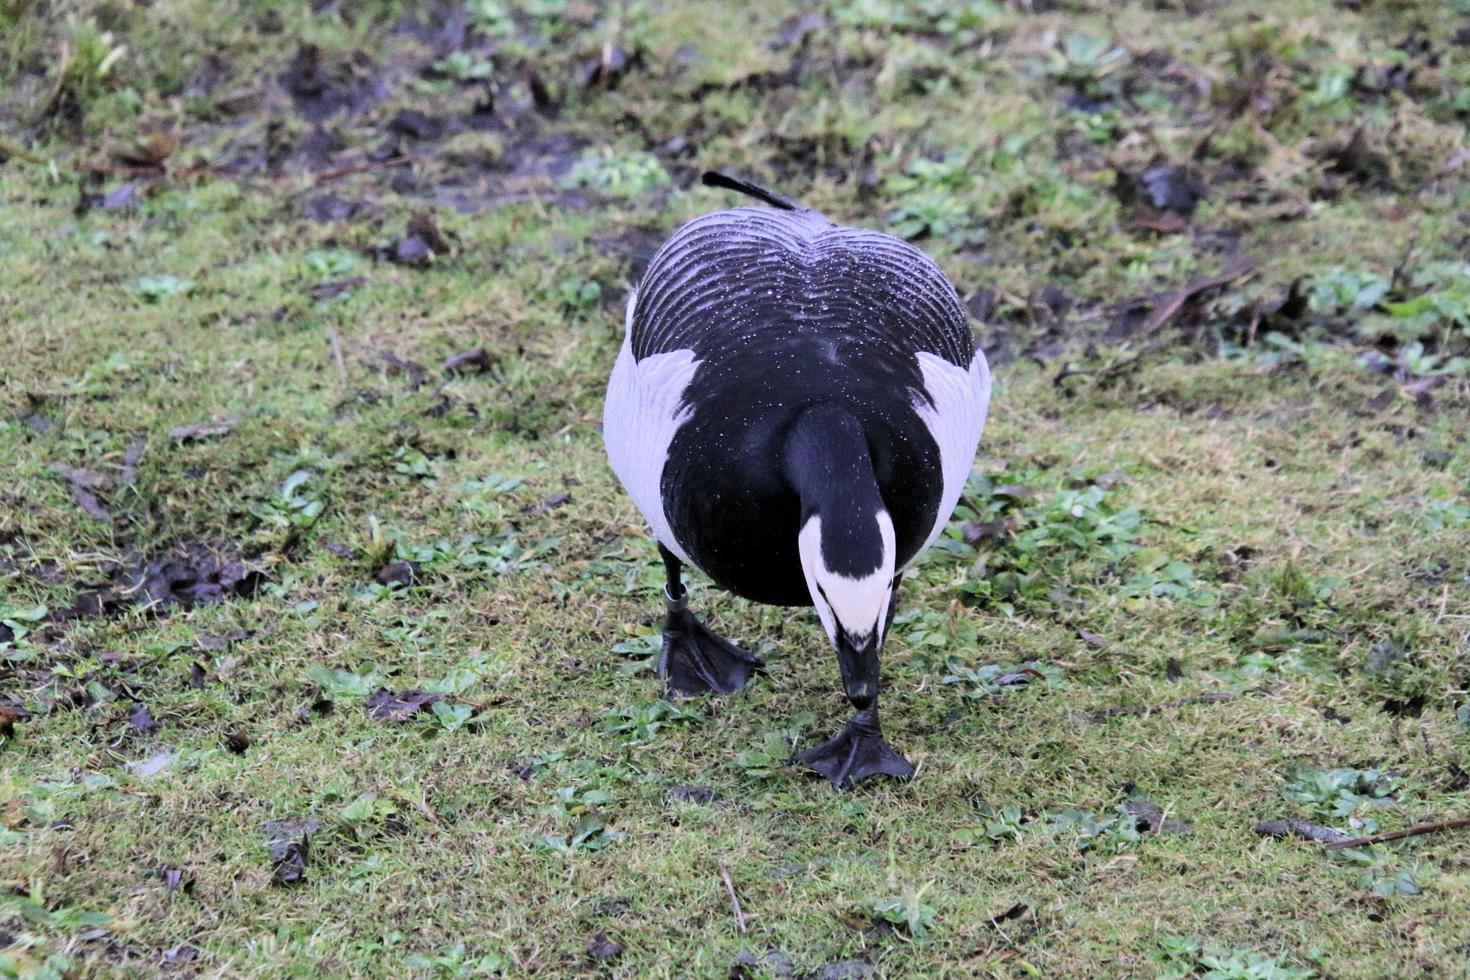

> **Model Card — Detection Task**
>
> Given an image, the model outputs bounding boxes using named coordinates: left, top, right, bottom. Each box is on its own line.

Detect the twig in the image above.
left=717, top=861, right=747, bottom=934
left=1388, top=222, right=1422, bottom=295
left=1324, top=817, right=1470, bottom=850
left=1055, top=257, right=1257, bottom=388
left=306, top=154, right=416, bottom=186
left=1136, top=256, right=1257, bottom=338
left=1093, top=692, right=1236, bottom=720
left=32, top=40, right=74, bottom=126
left=0, top=138, right=46, bottom=164
left=326, top=329, right=348, bottom=382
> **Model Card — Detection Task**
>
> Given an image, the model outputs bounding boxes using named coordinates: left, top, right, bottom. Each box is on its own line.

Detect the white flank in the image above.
left=797, top=511, right=896, bottom=647
left=909, top=350, right=992, bottom=566
left=603, top=291, right=700, bottom=563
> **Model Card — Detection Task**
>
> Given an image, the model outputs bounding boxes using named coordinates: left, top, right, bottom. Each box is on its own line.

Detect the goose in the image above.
left=603, top=171, right=991, bottom=789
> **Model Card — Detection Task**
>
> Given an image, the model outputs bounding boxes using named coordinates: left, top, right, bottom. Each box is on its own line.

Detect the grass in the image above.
left=3, top=0, right=1470, bottom=975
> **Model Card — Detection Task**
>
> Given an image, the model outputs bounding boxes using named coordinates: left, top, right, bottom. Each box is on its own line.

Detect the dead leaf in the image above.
left=120, top=438, right=146, bottom=486
left=993, top=667, right=1046, bottom=687
left=50, top=464, right=111, bottom=491
left=667, top=785, right=720, bottom=805
left=1133, top=211, right=1188, bottom=233
left=586, top=934, right=623, bottom=962
left=127, top=703, right=160, bottom=734
left=365, top=688, right=441, bottom=721
left=374, top=560, right=420, bottom=588
left=161, top=945, right=200, bottom=965
left=443, top=347, right=493, bottom=374
left=1123, top=798, right=1192, bottom=835
left=114, top=131, right=179, bottom=168
left=961, top=518, right=1015, bottom=545
left=310, top=276, right=365, bottom=301
left=162, top=866, right=195, bottom=895
left=264, top=818, right=320, bottom=886
left=70, top=486, right=112, bottom=521
left=1139, top=164, right=1201, bottom=214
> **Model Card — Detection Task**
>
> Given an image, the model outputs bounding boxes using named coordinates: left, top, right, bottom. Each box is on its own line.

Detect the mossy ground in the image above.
left=2, top=1, right=1469, bottom=976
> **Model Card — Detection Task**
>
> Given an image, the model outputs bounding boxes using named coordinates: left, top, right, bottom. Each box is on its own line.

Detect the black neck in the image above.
left=783, top=406, right=886, bottom=577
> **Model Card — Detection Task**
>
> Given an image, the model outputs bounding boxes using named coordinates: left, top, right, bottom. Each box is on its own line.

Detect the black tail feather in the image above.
left=700, top=170, right=806, bottom=211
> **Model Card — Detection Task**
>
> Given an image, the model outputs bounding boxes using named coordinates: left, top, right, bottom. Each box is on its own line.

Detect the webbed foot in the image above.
left=659, top=592, right=763, bottom=698
left=795, top=707, right=914, bottom=790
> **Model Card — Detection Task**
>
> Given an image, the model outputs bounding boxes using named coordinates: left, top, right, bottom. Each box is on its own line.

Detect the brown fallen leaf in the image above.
left=994, top=667, right=1047, bottom=687
left=443, top=347, right=493, bottom=375
left=374, top=561, right=420, bottom=589
left=127, top=703, right=160, bottom=734
left=264, top=818, right=320, bottom=887
left=962, top=517, right=1016, bottom=545
left=49, top=464, right=112, bottom=490
left=365, top=688, right=441, bottom=721
left=1123, top=798, right=1192, bottom=835
left=408, top=210, right=452, bottom=256
left=586, top=934, right=623, bottom=962
left=310, top=276, right=365, bottom=301
left=162, top=866, right=196, bottom=895
left=113, top=131, right=180, bottom=168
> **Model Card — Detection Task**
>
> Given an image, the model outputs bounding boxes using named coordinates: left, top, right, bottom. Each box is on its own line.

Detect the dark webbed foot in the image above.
left=796, top=707, right=914, bottom=790
left=659, top=592, right=763, bottom=698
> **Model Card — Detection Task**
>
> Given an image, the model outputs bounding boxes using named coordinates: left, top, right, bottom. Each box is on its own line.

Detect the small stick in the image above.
left=326, top=329, right=348, bottom=381
left=0, top=138, right=46, bottom=164
left=306, top=155, right=416, bottom=186
left=1324, top=817, right=1470, bottom=850
left=717, top=861, right=747, bottom=934
left=1136, top=256, right=1257, bottom=338
left=1094, top=692, right=1236, bottom=720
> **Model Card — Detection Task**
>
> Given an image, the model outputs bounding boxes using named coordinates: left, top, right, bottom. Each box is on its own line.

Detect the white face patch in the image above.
left=797, top=511, right=896, bottom=649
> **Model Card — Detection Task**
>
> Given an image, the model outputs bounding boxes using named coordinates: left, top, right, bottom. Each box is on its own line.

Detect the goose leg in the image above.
left=798, top=576, right=913, bottom=790
left=656, top=545, right=763, bottom=698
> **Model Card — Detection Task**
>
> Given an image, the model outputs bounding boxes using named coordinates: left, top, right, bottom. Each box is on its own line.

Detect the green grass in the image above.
left=3, top=0, right=1470, bottom=975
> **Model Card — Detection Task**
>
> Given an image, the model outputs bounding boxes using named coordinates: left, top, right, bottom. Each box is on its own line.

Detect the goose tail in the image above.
left=700, top=170, right=806, bottom=212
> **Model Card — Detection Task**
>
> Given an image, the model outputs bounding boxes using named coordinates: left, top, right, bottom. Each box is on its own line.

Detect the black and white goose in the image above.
left=604, top=172, right=991, bottom=788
